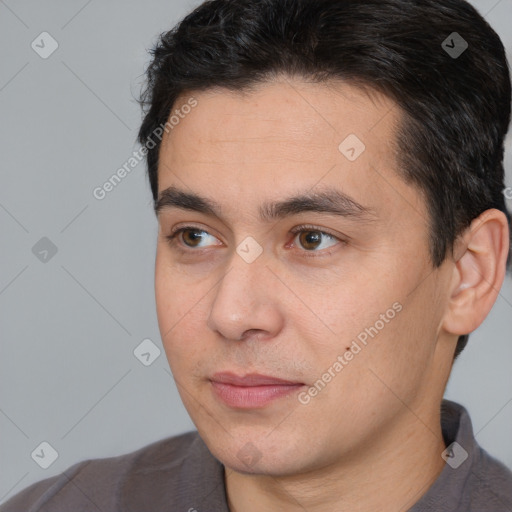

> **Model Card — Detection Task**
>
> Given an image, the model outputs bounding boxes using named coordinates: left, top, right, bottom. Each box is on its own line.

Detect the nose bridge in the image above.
left=206, top=248, right=283, bottom=341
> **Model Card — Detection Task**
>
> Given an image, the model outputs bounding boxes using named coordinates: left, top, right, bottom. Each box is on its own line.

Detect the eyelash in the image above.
left=165, top=224, right=345, bottom=259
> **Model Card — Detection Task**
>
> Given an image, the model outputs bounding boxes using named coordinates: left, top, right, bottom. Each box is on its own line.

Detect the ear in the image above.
left=442, top=209, right=510, bottom=336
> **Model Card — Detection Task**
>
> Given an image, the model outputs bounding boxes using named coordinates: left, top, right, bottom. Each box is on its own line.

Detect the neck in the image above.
left=225, top=406, right=447, bottom=512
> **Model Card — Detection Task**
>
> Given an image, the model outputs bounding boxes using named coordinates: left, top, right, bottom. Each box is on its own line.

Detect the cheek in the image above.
left=308, top=277, right=430, bottom=390
left=154, top=261, right=175, bottom=337
left=155, top=249, right=203, bottom=320
left=344, top=289, right=440, bottom=404
left=155, top=256, right=199, bottom=353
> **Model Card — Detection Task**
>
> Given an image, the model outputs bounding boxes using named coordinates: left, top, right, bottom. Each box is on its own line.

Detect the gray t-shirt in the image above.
left=1, top=400, right=511, bottom=511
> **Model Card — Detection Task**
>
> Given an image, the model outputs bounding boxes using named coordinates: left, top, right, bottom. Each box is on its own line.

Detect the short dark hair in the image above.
left=138, top=0, right=512, bottom=359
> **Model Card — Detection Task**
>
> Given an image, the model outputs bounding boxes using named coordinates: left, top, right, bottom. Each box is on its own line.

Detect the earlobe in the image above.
left=442, top=209, right=510, bottom=336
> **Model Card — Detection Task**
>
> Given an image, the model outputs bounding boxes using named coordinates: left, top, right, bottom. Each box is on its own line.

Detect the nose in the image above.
left=206, top=252, right=285, bottom=342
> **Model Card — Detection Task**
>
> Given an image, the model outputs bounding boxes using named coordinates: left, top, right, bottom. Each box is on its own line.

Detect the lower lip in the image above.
left=211, top=381, right=304, bottom=409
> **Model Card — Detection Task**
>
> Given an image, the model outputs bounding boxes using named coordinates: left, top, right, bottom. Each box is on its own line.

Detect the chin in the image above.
left=200, top=427, right=317, bottom=477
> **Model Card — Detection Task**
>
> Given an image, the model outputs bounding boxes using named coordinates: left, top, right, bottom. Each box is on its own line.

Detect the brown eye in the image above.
left=166, top=227, right=220, bottom=250
left=181, top=228, right=206, bottom=247
left=293, top=229, right=339, bottom=252
left=298, top=231, right=323, bottom=250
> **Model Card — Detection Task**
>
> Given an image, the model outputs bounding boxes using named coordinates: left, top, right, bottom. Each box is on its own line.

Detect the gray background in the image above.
left=0, top=0, right=511, bottom=504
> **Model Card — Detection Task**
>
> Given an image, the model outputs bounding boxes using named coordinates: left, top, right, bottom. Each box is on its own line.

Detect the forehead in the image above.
left=162, top=79, right=397, bottom=163
left=156, top=79, right=424, bottom=228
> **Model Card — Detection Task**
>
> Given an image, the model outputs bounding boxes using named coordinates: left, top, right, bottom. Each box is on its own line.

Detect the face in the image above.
left=154, top=78, right=454, bottom=476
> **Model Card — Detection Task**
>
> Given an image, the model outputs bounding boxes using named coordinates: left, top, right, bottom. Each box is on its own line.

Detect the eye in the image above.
left=166, top=226, right=221, bottom=249
left=165, top=224, right=344, bottom=257
left=289, top=225, right=342, bottom=255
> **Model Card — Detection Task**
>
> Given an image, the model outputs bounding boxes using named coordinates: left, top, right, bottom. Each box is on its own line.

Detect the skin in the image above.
left=153, top=77, right=509, bottom=511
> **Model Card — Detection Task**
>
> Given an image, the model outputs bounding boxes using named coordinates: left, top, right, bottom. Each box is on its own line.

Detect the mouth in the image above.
left=210, top=372, right=306, bottom=409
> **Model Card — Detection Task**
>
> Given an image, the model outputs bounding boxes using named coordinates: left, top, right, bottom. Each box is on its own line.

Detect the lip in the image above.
left=210, top=372, right=305, bottom=409
left=211, top=372, right=303, bottom=386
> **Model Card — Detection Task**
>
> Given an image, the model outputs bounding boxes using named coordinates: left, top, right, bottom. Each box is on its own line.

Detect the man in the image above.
left=2, top=0, right=511, bottom=510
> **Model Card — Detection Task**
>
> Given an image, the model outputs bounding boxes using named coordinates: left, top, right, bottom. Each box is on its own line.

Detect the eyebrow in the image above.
left=154, top=185, right=378, bottom=223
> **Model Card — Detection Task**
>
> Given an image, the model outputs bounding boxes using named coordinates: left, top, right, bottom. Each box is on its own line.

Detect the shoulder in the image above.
left=0, top=431, right=211, bottom=512
left=412, top=400, right=512, bottom=512
left=445, top=401, right=512, bottom=509
left=462, top=445, right=512, bottom=510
